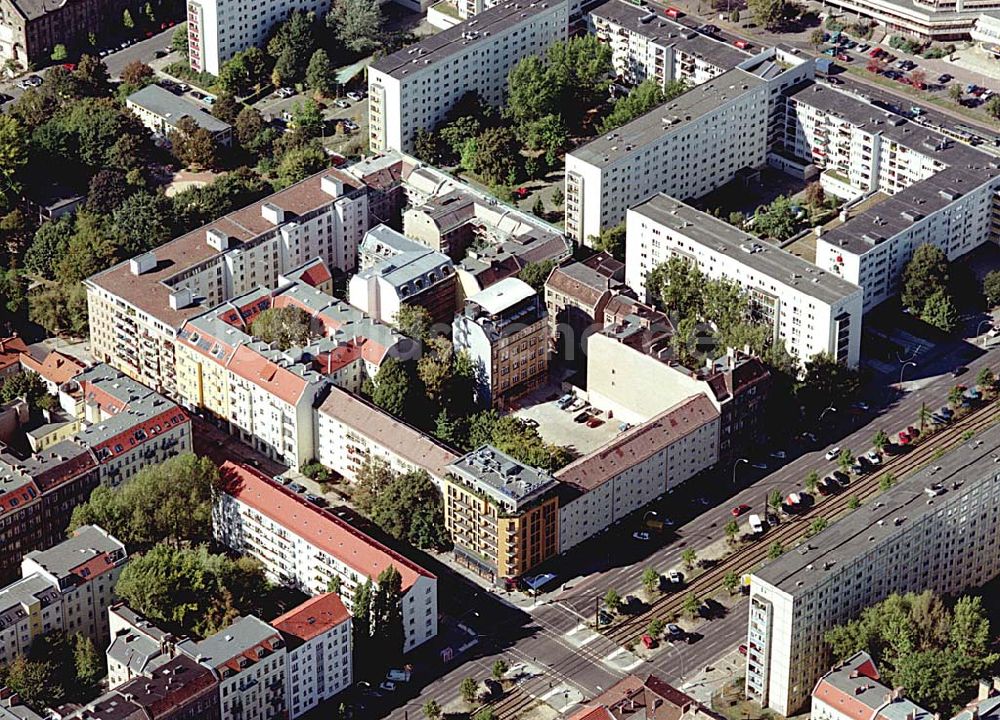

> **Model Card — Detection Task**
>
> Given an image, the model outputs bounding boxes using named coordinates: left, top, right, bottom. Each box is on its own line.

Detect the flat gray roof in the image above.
left=23, top=525, right=125, bottom=579
left=786, top=82, right=1000, bottom=256
left=447, top=445, right=556, bottom=508
left=589, top=0, right=750, bottom=69
left=127, top=85, right=231, bottom=134
left=569, top=68, right=766, bottom=168
left=754, top=418, right=1000, bottom=595
left=370, top=0, right=564, bottom=80
left=630, top=194, right=862, bottom=305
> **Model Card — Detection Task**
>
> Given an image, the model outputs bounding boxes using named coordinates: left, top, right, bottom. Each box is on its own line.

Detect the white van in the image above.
left=748, top=514, right=764, bottom=534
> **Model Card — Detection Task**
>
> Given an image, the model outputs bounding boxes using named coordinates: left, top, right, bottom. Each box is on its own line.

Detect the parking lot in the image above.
left=513, top=391, right=624, bottom=456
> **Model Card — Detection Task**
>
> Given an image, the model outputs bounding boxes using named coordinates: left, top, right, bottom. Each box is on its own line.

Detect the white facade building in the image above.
left=588, top=0, right=751, bottom=89
left=367, top=0, right=567, bottom=154
left=271, top=593, right=353, bottom=719
left=314, top=385, right=458, bottom=486
left=556, top=395, right=719, bottom=552
left=85, top=170, right=368, bottom=400
left=214, top=461, right=439, bottom=653
left=0, top=526, right=127, bottom=667
left=624, top=194, right=864, bottom=367
left=782, top=83, right=1000, bottom=313
left=746, top=421, right=1000, bottom=716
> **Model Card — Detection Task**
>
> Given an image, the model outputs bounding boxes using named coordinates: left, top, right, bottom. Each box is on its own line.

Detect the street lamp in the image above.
left=818, top=405, right=837, bottom=424
left=900, top=360, right=917, bottom=386
left=978, top=320, right=993, bottom=346
left=733, top=458, right=749, bottom=485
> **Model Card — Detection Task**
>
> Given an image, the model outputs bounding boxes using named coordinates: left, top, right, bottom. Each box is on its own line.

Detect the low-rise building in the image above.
left=271, top=593, right=352, bottom=718
left=0, top=526, right=127, bottom=665
left=126, top=85, right=233, bottom=146
left=348, top=226, right=457, bottom=327
left=214, top=461, right=438, bottom=653
left=367, top=0, right=568, bottom=154
left=746, top=421, right=1000, bottom=716
left=314, top=385, right=458, bottom=486
left=556, top=395, right=719, bottom=552
left=811, top=652, right=931, bottom=720
left=19, top=350, right=86, bottom=394
left=624, top=194, right=864, bottom=367
left=589, top=0, right=751, bottom=89
left=444, top=446, right=559, bottom=582
left=0, top=337, right=28, bottom=380
left=567, top=673, right=723, bottom=720
left=453, top=278, right=549, bottom=408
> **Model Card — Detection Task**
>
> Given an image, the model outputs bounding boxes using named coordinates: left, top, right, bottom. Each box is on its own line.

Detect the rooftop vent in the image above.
left=206, top=228, right=229, bottom=251
left=261, top=202, right=285, bottom=225
left=129, top=252, right=156, bottom=276
left=168, top=288, right=194, bottom=311
left=322, top=175, right=344, bottom=198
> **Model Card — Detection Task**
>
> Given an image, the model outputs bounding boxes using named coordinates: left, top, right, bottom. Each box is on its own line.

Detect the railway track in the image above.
left=483, top=686, right=538, bottom=720
left=601, top=401, right=1000, bottom=648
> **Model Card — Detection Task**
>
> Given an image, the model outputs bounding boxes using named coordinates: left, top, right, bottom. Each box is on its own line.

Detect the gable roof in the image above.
left=218, top=462, right=434, bottom=590
left=19, top=350, right=86, bottom=386
left=271, top=593, right=350, bottom=648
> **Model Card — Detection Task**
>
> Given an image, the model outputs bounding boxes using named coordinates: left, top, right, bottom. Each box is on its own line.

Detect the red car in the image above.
left=836, top=53, right=852, bottom=62
left=731, top=504, right=751, bottom=517
left=513, top=187, right=529, bottom=200
left=898, top=431, right=911, bottom=444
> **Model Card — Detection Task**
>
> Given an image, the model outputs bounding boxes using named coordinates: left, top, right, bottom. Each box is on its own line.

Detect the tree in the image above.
left=491, top=659, right=508, bottom=681
left=838, top=448, right=854, bottom=473
left=2, top=656, right=63, bottom=709
left=604, top=589, right=622, bottom=613
left=116, top=544, right=268, bottom=636
left=848, top=495, right=861, bottom=509
left=172, top=24, right=189, bottom=56
left=641, top=567, right=660, bottom=595
left=648, top=618, right=666, bottom=637
left=73, top=633, right=104, bottom=691
left=977, top=367, right=996, bottom=393
left=121, top=60, right=154, bottom=88
left=590, top=223, right=626, bottom=261
left=473, top=710, right=498, bottom=720
left=460, top=677, right=479, bottom=705
left=809, top=28, right=826, bottom=48
left=235, top=105, right=267, bottom=148
left=352, top=578, right=373, bottom=645
left=327, top=0, right=384, bottom=53
left=920, top=289, right=957, bottom=332
left=268, top=11, right=316, bottom=85
left=902, top=243, right=949, bottom=314
left=873, top=429, right=889, bottom=454
left=681, top=548, right=697, bottom=571
left=251, top=306, right=311, bottom=349
left=645, top=255, right=703, bottom=318
left=212, top=93, right=241, bottom=124
left=122, top=7, right=135, bottom=28
left=723, top=570, right=740, bottom=595
left=219, top=47, right=269, bottom=96
left=0, top=371, right=51, bottom=408
left=949, top=384, right=966, bottom=409
left=423, top=700, right=442, bottom=720
left=75, top=54, right=110, bottom=96
left=111, top=191, right=173, bottom=256
left=276, top=143, right=327, bottom=187
left=918, top=403, right=933, bottom=433
left=305, top=48, right=336, bottom=96
left=804, top=470, right=819, bottom=492
left=462, top=126, right=522, bottom=186
left=0, top=116, right=27, bottom=211
left=171, top=117, right=217, bottom=170
left=353, top=461, right=450, bottom=550
left=68, top=453, right=219, bottom=548
left=748, top=0, right=787, bottom=30
left=371, top=565, right=404, bottom=663
left=51, top=43, right=68, bottom=61
left=367, top=358, right=416, bottom=417
left=724, top=519, right=739, bottom=545
left=552, top=187, right=564, bottom=208
left=804, top=181, right=825, bottom=210
left=752, top=195, right=798, bottom=240
left=291, top=98, right=324, bottom=140
left=598, top=79, right=686, bottom=133
left=768, top=541, right=784, bottom=559
left=393, top=304, right=433, bottom=342
left=807, top=517, right=829, bottom=537
left=984, top=271, right=1000, bottom=307
left=682, top=592, right=700, bottom=618
left=413, top=129, right=440, bottom=164
left=880, top=473, right=896, bottom=491
left=768, top=488, right=783, bottom=512
left=799, top=352, right=861, bottom=416
left=948, top=83, right=964, bottom=102
left=518, top=259, right=555, bottom=293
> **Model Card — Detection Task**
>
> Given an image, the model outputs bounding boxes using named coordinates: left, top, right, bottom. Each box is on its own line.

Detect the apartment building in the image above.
left=126, top=85, right=233, bottom=146
left=214, top=462, right=438, bottom=653
left=746, top=421, right=1000, bottom=716
left=367, top=0, right=568, bottom=154
left=568, top=673, right=723, bottom=720
left=444, top=446, right=559, bottom=582
left=271, top=593, right=352, bottom=718
left=0, top=441, right=100, bottom=582
left=0, top=526, right=127, bottom=665
left=811, top=652, right=932, bottom=720
left=453, top=277, right=549, bottom=408
left=0, top=689, right=43, bottom=720
left=314, top=385, right=458, bottom=486
left=347, top=226, right=457, bottom=327
left=544, top=252, right=629, bottom=363
left=556, top=395, right=719, bottom=552
left=85, top=170, right=368, bottom=400
left=809, top=0, right=989, bottom=39
left=69, top=365, right=192, bottom=486
left=107, top=604, right=179, bottom=688
left=0, top=0, right=130, bottom=70
left=0, top=336, right=28, bottom=379
left=564, top=54, right=815, bottom=244
left=624, top=194, right=864, bottom=367
left=179, top=616, right=287, bottom=720
left=19, top=349, right=86, bottom=394
left=588, top=0, right=751, bottom=89
left=782, top=82, right=1000, bottom=313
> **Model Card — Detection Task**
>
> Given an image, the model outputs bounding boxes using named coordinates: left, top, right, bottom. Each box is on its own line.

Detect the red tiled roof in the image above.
left=69, top=552, right=119, bottom=582
left=219, top=462, right=434, bottom=589
left=32, top=448, right=98, bottom=493
left=0, top=336, right=29, bottom=373
left=226, top=345, right=309, bottom=406
left=272, top=593, right=350, bottom=644
left=0, top=479, right=41, bottom=517
left=91, top=408, right=190, bottom=463
left=20, top=351, right=86, bottom=386
left=298, top=263, right=332, bottom=289
left=313, top=344, right=362, bottom=374
left=566, top=707, right=614, bottom=720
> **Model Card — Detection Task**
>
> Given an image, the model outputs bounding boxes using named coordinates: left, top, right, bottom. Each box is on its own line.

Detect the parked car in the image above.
left=386, top=668, right=411, bottom=683
left=632, top=531, right=651, bottom=541
left=817, top=479, right=834, bottom=496
left=272, top=474, right=290, bottom=485
left=334, top=99, right=351, bottom=108
left=379, top=681, right=396, bottom=692
left=598, top=610, right=613, bottom=625
left=641, top=634, right=657, bottom=649
left=953, top=366, right=969, bottom=377
left=748, top=514, right=764, bottom=533
left=825, top=447, right=841, bottom=461
left=852, top=401, right=870, bottom=411
left=346, top=91, right=365, bottom=101
left=666, top=623, right=685, bottom=640
left=770, top=450, right=787, bottom=459
left=866, top=450, right=882, bottom=465
left=731, top=503, right=751, bottom=517
left=288, top=482, right=306, bottom=493
left=667, top=570, right=684, bottom=585
left=938, top=73, right=952, bottom=83
left=739, top=644, right=748, bottom=656
left=832, top=471, right=850, bottom=488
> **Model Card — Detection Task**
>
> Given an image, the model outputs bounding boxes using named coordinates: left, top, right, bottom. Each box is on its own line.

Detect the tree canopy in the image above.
left=327, top=0, right=384, bottom=54
left=599, top=80, right=686, bottom=133
left=250, top=305, right=311, bottom=349
left=353, top=460, right=451, bottom=550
